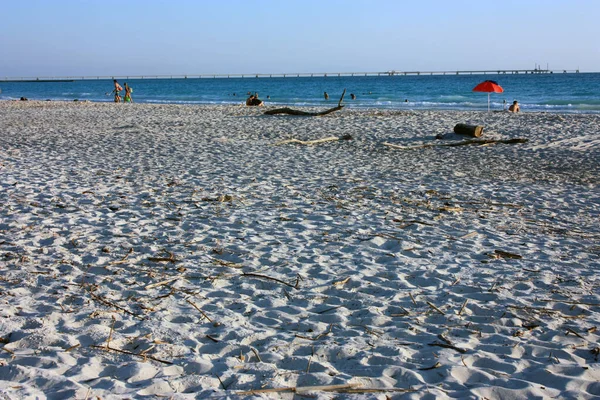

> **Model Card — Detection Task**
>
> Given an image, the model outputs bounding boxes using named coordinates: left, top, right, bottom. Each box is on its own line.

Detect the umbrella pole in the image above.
left=488, top=93, right=490, bottom=112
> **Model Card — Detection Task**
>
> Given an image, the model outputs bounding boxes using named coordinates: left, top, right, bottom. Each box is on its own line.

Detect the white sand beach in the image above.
left=1, top=101, right=599, bottom=399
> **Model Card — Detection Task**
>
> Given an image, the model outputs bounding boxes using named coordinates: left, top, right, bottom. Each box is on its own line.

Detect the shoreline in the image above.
left=3, top=98, right=600, bottom=116
left=1, top=101, right=599, bottom=398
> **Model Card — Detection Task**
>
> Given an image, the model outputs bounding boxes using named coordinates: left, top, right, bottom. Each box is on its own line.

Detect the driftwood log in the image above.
left=384, top=138, right=528, bottom=150
left=265, top=89, right=346, bottom=116
left=453, top=123, right=484, bottom=137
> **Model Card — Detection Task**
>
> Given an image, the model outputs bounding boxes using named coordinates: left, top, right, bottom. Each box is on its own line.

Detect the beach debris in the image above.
left=237, top=383, right=362, bottom=396
left=332, top=276, right=351, bottom=287
left=85, top=286, right=143, bottom=318
left=458, top=299, right=469, bottom=316
left=240, top=272, right=297, bottom=288
left=275, top=136, right=341, bottom=146
left=145, top=275, right=183, bottom=290
left=185, top=298, right=212, bottom=322
left=427, top=301, right=446, bottom=315
left=453, top=123, right=484, bottom=137
left=250, top=347, right=262, bottom=362
left=147, top=250, right=181, bottom=263
left=91, top=343, right=172, bottom=365
left=90, top=322, right=172, bottom=364
left=384, top=138, right=528, bottom=150
left=201, top=194, right=234, bottom=202
left=419, top=361, right=442, bottom=371
left=428, top=334, right=467, bottom=354
left=490, top=249, right=523, bottom=259
left=265, top=89, right=346, bottom=116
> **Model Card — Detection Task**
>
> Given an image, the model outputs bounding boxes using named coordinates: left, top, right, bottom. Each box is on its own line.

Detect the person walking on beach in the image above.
left=508, top=100, right=520, bottom=113
left=123, top=82, right=133, bottom=103
left=111, top=79, right=123, bottom=103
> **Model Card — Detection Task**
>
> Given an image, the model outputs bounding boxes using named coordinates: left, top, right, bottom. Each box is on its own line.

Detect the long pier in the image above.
left=1, top=69, right=581, bottom=82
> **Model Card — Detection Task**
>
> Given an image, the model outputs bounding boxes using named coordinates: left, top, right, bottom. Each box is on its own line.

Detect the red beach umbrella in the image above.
left=472, top=80, right=504, bottom=111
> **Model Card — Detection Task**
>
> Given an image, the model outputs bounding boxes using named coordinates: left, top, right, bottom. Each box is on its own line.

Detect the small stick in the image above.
left=250, top=347, right=262, bottom=362
left=90, top=345, right=172, bottom=365
left=316, top=305, right=344, bottom=314
left=145, top=276, right=182, bottom=290
left=332, top=277, right=350, bottom=286
left=419, top=362, right=442, bottom=371
left=337, top=88, right=346, bottom=107
left=87, top=289, right=142, bottom=318
left=206, top=335, right=220, bottom=343
left=427, top=301, right=445, bottom=315
left=106, top=317, right=116, bottom=349
left=566, top=327, right=585, bottom=339
left=428, top=342, right=467, bottom=354
left=409, top=292, right=417, bottom=306
left=237, top=383, right=361, bottom=395
left=306, top=356, right=312, bottom=373
left=241, top=272, right=296, bottom=288
left=65, top=343, right=81, bottom=352
left=274, top=137, right=340, bottom=146
left=458, top=299, right=468, bottom=316
left=216, top=374, right=227, bottom=390
left=186, top=298, right=213, bottom=323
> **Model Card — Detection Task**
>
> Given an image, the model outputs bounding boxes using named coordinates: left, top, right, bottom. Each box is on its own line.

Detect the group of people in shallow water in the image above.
left=110, top=79, right=133, bottom=103
left=245, top=92, right=264, bottom=106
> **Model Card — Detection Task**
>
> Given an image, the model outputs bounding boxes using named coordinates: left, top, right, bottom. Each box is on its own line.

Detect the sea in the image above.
left=1, top=72, right=599, bottom=113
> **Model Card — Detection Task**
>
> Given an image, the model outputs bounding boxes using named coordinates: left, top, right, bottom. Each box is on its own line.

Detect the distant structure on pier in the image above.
left=1, top=68, right=582, bottom=82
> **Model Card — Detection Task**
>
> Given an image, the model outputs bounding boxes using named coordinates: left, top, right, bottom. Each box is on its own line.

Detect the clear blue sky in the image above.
left=1, top=0, right=598, bottom=77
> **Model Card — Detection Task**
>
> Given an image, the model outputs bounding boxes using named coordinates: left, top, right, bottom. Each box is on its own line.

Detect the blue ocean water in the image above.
left=1, top=72, right=599, bottom=113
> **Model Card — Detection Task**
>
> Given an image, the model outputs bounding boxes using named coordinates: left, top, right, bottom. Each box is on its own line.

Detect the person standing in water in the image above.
left=123, top=82, right=133, bottom=103
left=111, top=79, right=123, bottom=102
left=324, top=91, right=329, bottom=100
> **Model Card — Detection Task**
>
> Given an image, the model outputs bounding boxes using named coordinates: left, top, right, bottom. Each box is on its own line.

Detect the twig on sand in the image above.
left=383, top=138, right=528, bottom=150
left=458, top=299, right=469, bottom=316
left=427, top=301, right=445, bottom=315
left=274, top=136, right=340, bottom=146
left=205, top=335, right=220, bottom=343
left=147, top=251, right=181, bottom=263
left=419, top=362, right=442, bottom=371
left=86, top=287, right=143, bottom=318
left=250, top=347, right=262, bottom=362
left=491, top=250, right=523, bottom=259
left=237, top=383, right=361, bottom=395
left=409, top=292, right=417, bottom=306
left=91, top=344, right=172, bottom=365
left=429, top=334, right=467, bottom=353
left=332, top=277, right=351, bottom=287
left=565, top=327, right=585, bottom=339
left=241, top=272, right=296, bottom=288
left=145, top=275, right=183, bottom=290
left=110, top=248, right=134, bottom=265
left=216, top=374, right=227, bottom=390
left=106, top=317, right=116, bottom=349
left=64, top=343, right=81, bottom=352
left=185, top=298, right=213, bottom=323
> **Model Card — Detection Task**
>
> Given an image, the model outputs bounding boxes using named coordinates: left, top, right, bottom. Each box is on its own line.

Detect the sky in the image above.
left=1, top=0, right=599, bottom=77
